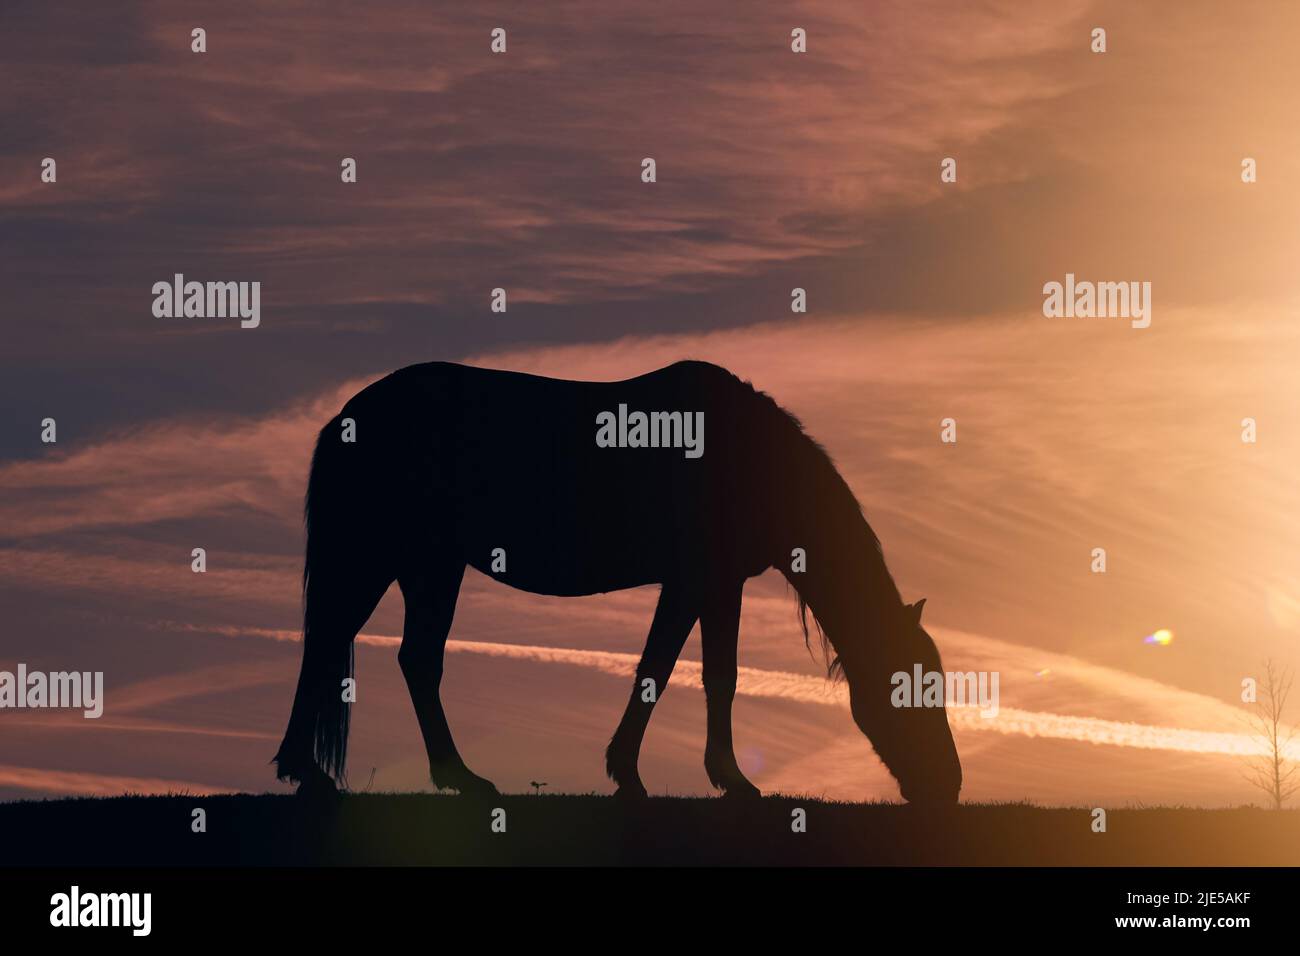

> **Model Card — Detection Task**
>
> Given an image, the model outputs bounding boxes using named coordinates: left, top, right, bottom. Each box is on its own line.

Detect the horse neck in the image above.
left=780, top=491, right=905, bottom=650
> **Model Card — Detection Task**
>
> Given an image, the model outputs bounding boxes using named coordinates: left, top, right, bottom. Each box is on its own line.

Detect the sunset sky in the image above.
left=1, top=0, right=1298, bottom=806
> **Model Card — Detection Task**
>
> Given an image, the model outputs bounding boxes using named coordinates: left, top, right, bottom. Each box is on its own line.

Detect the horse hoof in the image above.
left=457, top=777, right=500, bottom=800
left=295, top=773, right=341, bottom=805
left=720, top=779, right=761, bottom=801
left=614, top=782, right=648, bottom=801
left=432, top=764, right=499, bottom=798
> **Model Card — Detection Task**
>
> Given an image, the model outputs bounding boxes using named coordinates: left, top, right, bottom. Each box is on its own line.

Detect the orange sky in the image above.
left=1, top=0, right=1298, bottom=805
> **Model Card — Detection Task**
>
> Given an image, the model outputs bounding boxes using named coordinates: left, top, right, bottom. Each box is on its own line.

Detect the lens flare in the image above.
left=1143, top=628, right=1174, bottom=646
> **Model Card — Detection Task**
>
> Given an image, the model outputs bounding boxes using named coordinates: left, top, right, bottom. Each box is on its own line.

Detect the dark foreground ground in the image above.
left=0, top=793, right=1295, bottom=866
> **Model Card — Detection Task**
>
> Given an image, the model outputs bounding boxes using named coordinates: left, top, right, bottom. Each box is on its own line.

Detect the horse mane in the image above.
left=686, top=361, right=893, bottom=681
left=774, top=406, right=871, bottom=682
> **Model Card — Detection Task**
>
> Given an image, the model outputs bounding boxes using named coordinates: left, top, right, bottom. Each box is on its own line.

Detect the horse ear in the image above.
left=910, top=598, right=927, bottom=624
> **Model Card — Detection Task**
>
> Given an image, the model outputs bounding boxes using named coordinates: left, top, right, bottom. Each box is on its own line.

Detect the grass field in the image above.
left=2, top=794, right=1296, bottom=866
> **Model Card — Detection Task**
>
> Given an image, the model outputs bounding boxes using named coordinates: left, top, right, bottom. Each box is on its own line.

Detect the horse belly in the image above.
left=457, top=445, right=696, bottom=596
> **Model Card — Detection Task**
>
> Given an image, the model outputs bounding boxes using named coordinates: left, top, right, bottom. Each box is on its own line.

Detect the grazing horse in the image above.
left=273, top=361, right=962, bottom=804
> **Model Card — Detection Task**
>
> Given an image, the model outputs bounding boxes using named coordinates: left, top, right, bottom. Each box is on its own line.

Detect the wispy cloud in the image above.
left=0, top=764, right=222, bottom=798
left=179, top=622, right=1299, bottom=761
left=1, top=0, right=1086, bottom=309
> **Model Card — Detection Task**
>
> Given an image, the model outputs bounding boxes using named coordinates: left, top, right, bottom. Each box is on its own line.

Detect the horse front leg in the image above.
left=606, top=582, right=699, bottom=799
left=701, top=578, right=759, bottom=799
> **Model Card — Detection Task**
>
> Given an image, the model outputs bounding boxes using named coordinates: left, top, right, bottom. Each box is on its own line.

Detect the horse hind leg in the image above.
left=397, top=562, right=498, bottom=798
left=274, top=554, right=393, bottom=795
left=606, top=582, right=699, bottom=798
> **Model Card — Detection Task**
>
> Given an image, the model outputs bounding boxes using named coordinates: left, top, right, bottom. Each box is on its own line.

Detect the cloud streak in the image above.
left=0, top=764, right=222, bottom=798
left=189, top=622, right=1300, bottom=762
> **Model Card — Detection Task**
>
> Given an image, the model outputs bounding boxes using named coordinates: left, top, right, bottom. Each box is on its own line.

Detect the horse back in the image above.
left=356, top=361, right=778, bottom=594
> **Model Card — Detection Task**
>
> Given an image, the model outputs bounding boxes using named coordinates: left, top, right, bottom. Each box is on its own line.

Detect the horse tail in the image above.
left=274, top=408, right=395, bottom=788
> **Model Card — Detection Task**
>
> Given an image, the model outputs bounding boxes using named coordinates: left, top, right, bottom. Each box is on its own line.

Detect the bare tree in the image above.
left=1242, top=660, right=1298, bottom=809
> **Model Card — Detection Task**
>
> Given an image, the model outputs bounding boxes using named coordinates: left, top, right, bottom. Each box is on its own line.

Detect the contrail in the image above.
left=198, top=624, right=1296, bottom=760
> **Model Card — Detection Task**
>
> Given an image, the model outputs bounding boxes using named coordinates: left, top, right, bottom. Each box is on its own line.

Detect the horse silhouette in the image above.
left=273, top=361, right=961, bottom=804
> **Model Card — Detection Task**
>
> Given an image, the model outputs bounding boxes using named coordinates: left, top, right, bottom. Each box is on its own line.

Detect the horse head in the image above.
left=835, top=599, right=962, bottom=805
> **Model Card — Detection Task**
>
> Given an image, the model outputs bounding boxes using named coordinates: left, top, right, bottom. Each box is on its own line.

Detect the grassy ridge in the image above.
left=1, top=794, right=1295, bottom=866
